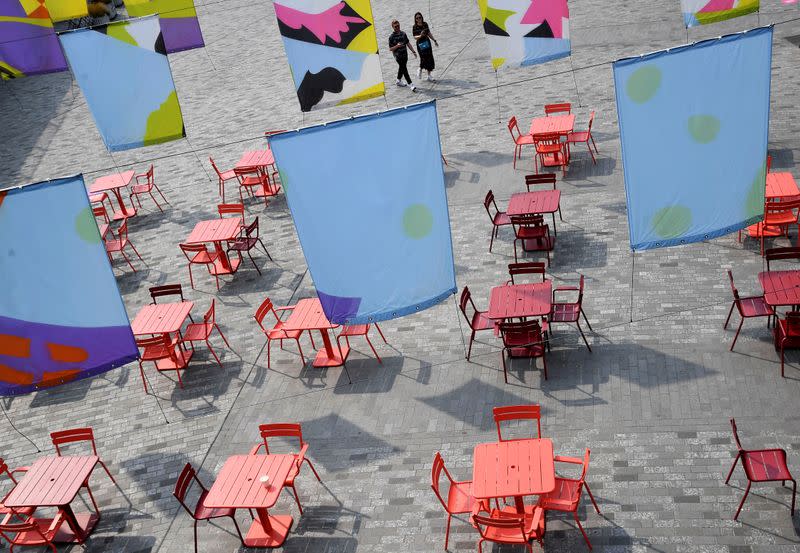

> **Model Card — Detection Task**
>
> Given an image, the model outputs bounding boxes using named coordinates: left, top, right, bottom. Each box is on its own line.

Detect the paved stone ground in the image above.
left=2, top=1, right=800, bottom=551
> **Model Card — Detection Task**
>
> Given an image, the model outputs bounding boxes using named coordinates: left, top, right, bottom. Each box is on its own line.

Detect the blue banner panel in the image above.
left=270, top=101, right=457, bottom=324
left=0, top=176, right=138, bottom=395
left=613, top=27, right=772, bottom=251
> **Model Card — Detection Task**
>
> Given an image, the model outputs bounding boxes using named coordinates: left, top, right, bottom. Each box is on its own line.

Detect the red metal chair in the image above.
left=150, top=283, right=194, bottom=322
left=249, top=423, right=321, bottom=514
left=227, top=217, right=272, bottom=275
left=217, top=203, right=246, bottom=229
left=135, top=334, right=192, bottom=392
left=724, top=270, right=773, bottom=351
left=0, top=459, right=33, bottom=520
left=431, top=452, right=482, bottom=550
left=484, top=190, right=512, bottom=253
left=493, top=404, right=542, bottom=441
left=498, top=320, right=547, bottom=383
left=544, top=102, right=571, bottom=116
left=550, top=275, right=593, bottom=352
left=765, top=246, right=800, bottom=271
left=459, top=286, right=493, bottom=361
left=507, top=262, right=546, bottom=285
left=774, top=311, right=800, bottom=377
left=173, top=463, right=244, bottom=553
left=337, top=323, right=386, bottom=363
left=472, top=506, right=545, bottom=553
left=183, top=299, right=232, bottom=366
left=510, top=214, right=552, bottom=266
left=508, top=116, right=535, bottom=169
left=130, top=164, right=169, bottom=212
left=92, top=204, right=110, bottom=224
left=533, top=132, right=569, bottom=176
left=0, top=513, right=65, bottom=552
left=234, top=166, right=276, bottom=207
left=744, top=198, right=800, bottom=255
left=525, top=172, right=557, bottom=191
left=104, top=219, right=143, bottom=272
left=254, top=298, right=314, bottom=368
left=179, top=243, right=221, bottom=291
left=209, top=157, right=237, bottom=202
left=725, top=418, right=796, bottom=520
left=50, top=427, right=116, bottom=513
left=566, top=111, right=598, bottom=164
left=537, top=449, right=600, bottom=549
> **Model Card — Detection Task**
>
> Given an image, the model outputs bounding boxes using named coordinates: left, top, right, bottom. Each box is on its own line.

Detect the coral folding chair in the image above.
left=50, top=427, right=116, bottom=512
left=537, top=449, right=601, bottom=549
left=472, top=506, right=546, bottom=553
left=0, top=459, right=33, bottom=520
left=765, top=246, right=800, bottom=271
left=566, top=111, right=598, bottom=164
left=104, top=219, right=144, bottom=272
left=498, top=320, right=547, bottom=383
left=508, top=116, right=535, bottom=169
left=234, top=166, right=278, bottom=207
left=209, top=157, right=237, bottom=202
left=249, top=423, right=321, bottom=514
left=544, top=102, right=571, bottom=116
left=0, top=513, right=65, bottom=552
left=493, top=404, right=542, bottom=441
left=227, top=217, right=272, bottom=275
left=550, top=275, right=593, bottom=352
left=173, top=463, right=244, bottom=553
left=182, top=299, right=233, bottom=366
left=135, top=334, right=192, bottom=392
left=217, top=203, right=246, bottom=229
left=507, top=262, right=547, bottom=285
left=254, top=298, right=313, bottom=368
left=725, top=418, right=796, bottom=520
left=92, top=204, right=110, bottom=224
left=774, top=311, right=800, bottom=377
left=484, top=190, right=512, bottom=253
left=533, top=133, right=569, bottom=176
left=459, top=286, right=493, bottom=361
left=131, top=164, right=169, bottom=212
left=723, top=270, right=773, bottom=351
left=337, top=323, right=386, bottom=365
left=510, top=214, right=552, bottom=266
left=744, top=198, right=800, bottom=255
left=179, top=243, right=221, bottom=291
left=431, top=452, right=482, bottom=550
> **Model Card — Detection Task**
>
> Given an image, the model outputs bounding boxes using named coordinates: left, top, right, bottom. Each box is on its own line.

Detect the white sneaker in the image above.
left=427, top=73, right=435, bottom=82
left=396, top=79, right=407, bottom=87
left=410, top=85, right=418, bottom=92
left=417, top=67, right=422, bottom=79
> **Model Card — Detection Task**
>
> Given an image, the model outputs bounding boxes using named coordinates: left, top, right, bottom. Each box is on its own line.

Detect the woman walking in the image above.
left=412, top=12, right=438, bottom=81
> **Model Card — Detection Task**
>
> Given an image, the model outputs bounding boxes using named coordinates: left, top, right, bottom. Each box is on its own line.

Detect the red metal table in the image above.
left=205, top=454, right=296, bottom=547
left=766, top=172, right=800, bottom=200
left=759, top=270, right=800, bottom=307
left=487, top=282, right=553, bottom=321
left=236, top=150, right=275, bottom=170
left=507, top=189, right=561, bottom=244
left=282, top=298, right=348, bottom=367
left=185, top=218, right=243, bottom=274
left=89, top=170, right=136, bottom=221
left=131, top=301, right=195, bottom=369
left=473, top=439, right=556, bottom=513
left=3, top=455, right=100, bottom=543
left=530, top=114, right=575, bottom=137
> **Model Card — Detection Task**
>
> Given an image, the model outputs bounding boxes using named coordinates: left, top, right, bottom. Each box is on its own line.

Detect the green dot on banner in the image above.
left=651, top=205, right=692, bottom=239
left=75, top=206, right=101, bottom=244
left=403, top=204, right=433, bottom=239
left=744, top=163, right=767, bottom=218
left=626, top=65, right=662, bottom=104
left=687, top=115, right=721, bottom=144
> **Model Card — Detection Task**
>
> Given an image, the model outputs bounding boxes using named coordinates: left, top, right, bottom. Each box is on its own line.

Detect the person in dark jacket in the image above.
left=388, top=19, right=418, bottom=92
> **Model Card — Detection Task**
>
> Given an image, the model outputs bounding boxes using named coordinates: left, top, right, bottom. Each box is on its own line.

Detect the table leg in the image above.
left=213, top=240, right=232, bottom=272
left=513, top=495, right=526, bottom=514
left=312, top=329, right=349, bottom=367
left=111, top=187, right=134, bottom=219
left=53, top=504, right=98, bottom=544
left=551, top=212, right=557, bottom=237
left=243, top=507, right=293, bottom=547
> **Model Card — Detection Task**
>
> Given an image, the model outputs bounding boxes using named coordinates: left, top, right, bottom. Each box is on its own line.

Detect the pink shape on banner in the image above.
left=520, top=0, right=569, bottom=38
left=274, top=1, right=365, bottom=45
left=699, top=0, right=735, bottom=12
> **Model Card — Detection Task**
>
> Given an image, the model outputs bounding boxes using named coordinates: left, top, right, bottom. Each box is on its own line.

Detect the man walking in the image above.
left=388, top=19, right=418, bottom=92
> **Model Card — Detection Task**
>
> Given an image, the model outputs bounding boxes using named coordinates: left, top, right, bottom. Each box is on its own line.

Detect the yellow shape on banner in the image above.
left=43, top=0, right=88, bottom=22
left=338, top=82, right=385, bottom=105
left=346, top=0, right=378, bottom=53
left=144, top=91, right=185, bottom=146
left=125, top=0, right=197, bottom=20
left=107, top=22, right=137, bottom=46
left=695, top=0, right=758, bottom=25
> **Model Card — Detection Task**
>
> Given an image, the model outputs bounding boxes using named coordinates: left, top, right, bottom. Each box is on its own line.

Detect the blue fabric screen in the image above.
left=270, top=101, right=456, bottom=324
left=613, top=27, right=772, bottom=251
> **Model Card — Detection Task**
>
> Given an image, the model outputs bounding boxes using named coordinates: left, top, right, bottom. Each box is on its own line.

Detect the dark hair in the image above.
left=414, top=12, right=424, bottom=22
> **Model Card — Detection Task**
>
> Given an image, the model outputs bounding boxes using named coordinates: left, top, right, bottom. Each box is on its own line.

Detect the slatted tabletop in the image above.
left=282, top=298, right=337, bottom=331
left=766, top=172, right=800, bottom=200
left=89, top=170, right=135, bottom=193
left=3, top=455, right=98, bottom=508
left=131, top=302, right=194, bottom=335
left=236, top=150, right=275, bottom=169
left=529, top=114, right=574, bottom=136
left=759, top=270, right=800, bottom=307
left=507, top=190, right=561, bottom=216
left=204, top=454, right=296, bottom=509
left=186, top=218, right=243, bottom=244
left=487, top=282, right=552, bottom=320
left=472, top=439, right=555, bottom=499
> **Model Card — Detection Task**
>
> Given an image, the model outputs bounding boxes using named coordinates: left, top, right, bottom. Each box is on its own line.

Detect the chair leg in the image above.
left=305, top=458, right=322, bottom=481
left=290, top=483, right=303, bottom=514
left=513, top=146, right=518, bottom=169
left=267, top=339, right=272, bottom=368
left=139, top=362, right=149, bottom=394
left=128, top=241, right=144, bottom=262
left=724, top=301, right=736, bottom=329
left=149, top=191, right=163, bottom=212
left=489, top=225, right=496, bottom=252
left=574, top=512, right=592, bottom=549
left=247, top=250, right=261, bottom=275
left=187, top=264, right=195, bottom=289
left=375, top=323, right=387, bottom=343
left=308, top=331, right=316, bottom=349
left=791, top=478, right=797, bottom=515
left=99, top=460, right=116, bottom=484
left=258, top=238, right=272, bottom=260
left=155, top=184, right=169, bottom=205
left=193, top=520, right=199, bottom=553
left=502, top=349, right=508, bottom=383
left=175, top=368, right=184, bottom=389
left=119, top=250, right=136, bottom=272
left=215, top=324, right=232, bottom=349
left=781, top=343, right=785, bottom=378
left=587, top=140, right=596, bottom=164
left=296, top=338, right=306, bottom=366
left=584, top=482, right=600, bottom=513
left=591, top=135, right=598, bottom=154
left=581, top=307, right=593, bottom=331
left=734, top=481, right=751, bottom=520
left=467, top=330, right=476, bottom=360
left=84, top=482, right=100, bottom=513
left=725, top=453, right=741, bottom=484
left=364, top=334, right=382, bottom=363
left=444, top=513, right=451, bottom=550
left=730, top=319, right=744, bottom=351
left=206, top=339, right=222, bottom=366
left=542, top=352, right=548, bottom=379
left=229, top=515, right=244, bottom=544
left=576, top=321, right=592, bottom=352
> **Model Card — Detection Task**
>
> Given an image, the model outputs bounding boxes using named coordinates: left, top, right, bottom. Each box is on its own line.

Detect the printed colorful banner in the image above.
left=125, top=0, right=205, bottom=53
left=43, top=0, right=88, bottom=22
left=59, top=16, right=186, bottom=151
left=681, top=0, right=759, bottom=27
left=477, top=0, right=570, bottom=69
left=0, top=0, right=67, bottom=79
left=613, top=27, right=772, bottom=251
left=0, top=176, right=138, bottom=396
left=274, top=0, right=384, bottom=112
left=270, top=101, right=456, bottom=323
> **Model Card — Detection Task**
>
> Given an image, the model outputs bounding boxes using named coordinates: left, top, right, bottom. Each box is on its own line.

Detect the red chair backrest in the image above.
left=588, top=111, right=595, bottom=131
left=245, top=218, right=260, bottom=238
left=533, top=132, right=563, bottom=151
left=507, top=117, right=520, bottom=140
left=258, top=423, right=304, bottom=454
left=136, top=334, right=180, bottom=363
left=149, top=284, right=185, bottom=304
left=254, top=297, right=278, bottom=329
left=204, top=299, right=217, bottom=325
left=116, top=220, right=129, bottom=242
left=785, top=311, right=800, bottom=336
left=50, top=427, right=98, bottom=456
left=525, top=173, right=557, bottom=191
left=483, top=190, right=499, bottom=220
left=136, top=335, right=166, bottom=349
left=493, top=404, right=542, bottom=440
left=143, top=164, right=154, bottom=185
left=729, top=418, right=744, bottom=452
left=498, top=320, right=543, bottom=347
left=173, top=463, right=203, bottom=517
left=508, top=262, right=546, bottom=284
left=726, top=270, right=745, bottom=314
left=459, top=287, right=477, bottom=327
left=209, top=157, right=223, bottom=178
left=545, top=102, right=571, bottom=115
left=579, top=448, right=591, bottom=483
left=765, top=247, right=800, bottom=271
left=217, top=203, right=245, bottom=222
left=764, top=198, right=800, bottom=225
left=576, top=274, right=586, bottom=304
left=472, top=512, right=527, bottom=541
left=766, top=154, right=772, bottom=173
left=430, top=452, right=452, bottom=511
left=0, top=519, right=48, bottom=545
left=180, top=243, right=209, bottom=262
left=510, top=214, right=547, bottom=239
left=0, top=458, right=16, bottom=484
left=92, top=205, right=109, bottom=223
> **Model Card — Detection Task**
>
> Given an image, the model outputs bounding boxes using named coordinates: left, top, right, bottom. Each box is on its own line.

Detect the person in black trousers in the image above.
left=388, top=19, right=418, bottom=92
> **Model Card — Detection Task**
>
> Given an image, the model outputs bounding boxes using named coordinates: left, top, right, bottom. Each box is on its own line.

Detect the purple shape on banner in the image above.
left=0, top=0, right=25, bottom=17
left=0, top=21, right=67, bottom=76
left=317, top=291, right=362, bottom=324
left=159, top=17, right=204, bottom=53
